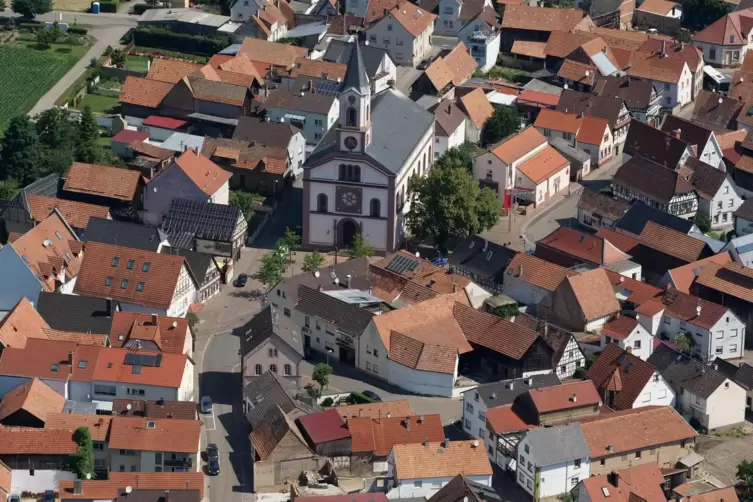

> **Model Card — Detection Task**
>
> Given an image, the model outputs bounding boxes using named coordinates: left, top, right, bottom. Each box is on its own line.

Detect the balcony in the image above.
left=470, top=30, right=491, bottom=42
left=164, top=457, right=192, bottom=468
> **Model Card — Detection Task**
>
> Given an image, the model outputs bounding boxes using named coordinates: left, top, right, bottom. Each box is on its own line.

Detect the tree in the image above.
left=11, top=0, right=51, bottom=17
left=347, top=233, right=374, bottom=259
left=0, top=179, right=19, bottom=201
left=70, top=427, right=94, bottom=479
left=312, top=363, right=333, bottom=393
left=0, top=0, right=6, bottom=11
left=436, top=142, right=477, bottom=171
left=186, top=312, right=199, bottom=329
left=35, top=107, right=77, bottom=176
left=674, top=332, right=693, bottom=352
left=258, top=251, right=285, bottom=290
left=302, top=250, right=325, bottom=272
left=76, top=106, right=104, bottom=164
left=36, top=23, right=61, bottom=46
left=229, top=190, right=257, bottom=220
left=738, top=460, right=753, bottom=501
left=493, top=302, right=520, bottom=318
left=480, top=106, right=520, bottom=147
left=694, top=213, right=712, bottom=233
left=407, top=165, right=500, bottom=252
left=280, top=227, right=301, bottom=256
left=78, top=106, right=100, bottom=144
left=682, top=0, right=731, bottom=30
left=0, top=115, right=41, bottom=185
left=110, top=49, right=126, bottom=68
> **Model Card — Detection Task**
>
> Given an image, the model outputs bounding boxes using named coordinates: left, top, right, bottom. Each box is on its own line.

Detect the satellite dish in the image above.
left=126, top=486, right=133, bottom=494
left=126, top=404, right=132, bottom=410
left=415, top=251, right=420, bottom=257
left=314, top=270, right=320, bottom=277
left=85, top=473, right=92, bottom=480
left=564, top=84, right=569, bottom=90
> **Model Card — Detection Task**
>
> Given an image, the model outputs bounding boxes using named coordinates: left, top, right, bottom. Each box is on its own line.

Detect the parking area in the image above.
left=695, top=424, right=753, bottom=486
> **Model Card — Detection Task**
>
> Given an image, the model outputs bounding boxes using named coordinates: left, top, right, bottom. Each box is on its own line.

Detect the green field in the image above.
left=125, top=55, right=150, bottom=72
left=0, top=43, right=88, bottom=131
left=76, top=93, right=120, bottom=114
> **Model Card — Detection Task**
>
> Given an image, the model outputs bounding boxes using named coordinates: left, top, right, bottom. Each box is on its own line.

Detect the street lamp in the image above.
left=326, top=347, right=334, bottom=366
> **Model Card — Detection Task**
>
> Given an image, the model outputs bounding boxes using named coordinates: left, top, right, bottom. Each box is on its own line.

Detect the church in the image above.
left=302, top=42, right=435, bottom=254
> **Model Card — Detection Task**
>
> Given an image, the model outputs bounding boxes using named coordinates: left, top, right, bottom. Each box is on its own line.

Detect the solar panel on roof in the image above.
left=124, top=353, right=138, bottom=365
left=315, top=81, right=340, bottom=97
left=133, top=365, right=142, bottom=374
left=140, top=355, right=157, bottom=367
left=385, top=255, right=419, bottom=275
left=155, top=353, right=163, bottom=367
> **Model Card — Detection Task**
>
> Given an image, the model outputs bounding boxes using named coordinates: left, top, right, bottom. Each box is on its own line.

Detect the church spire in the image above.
left=341, top=41, right=370, bottom=95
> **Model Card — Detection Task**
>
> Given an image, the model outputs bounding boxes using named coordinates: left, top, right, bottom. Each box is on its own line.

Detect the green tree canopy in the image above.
left=312, top=363, right=333, bottom=392
left=302, top=250, right=325, bottom=272
left=407, top=165, right=500, bottom=251
left=0, top=115, right=41, bottom=185
left=11, top=0, right=52, bottom=17
left=738, top=460, right=753, bottom=501
left=35, top=107, right=77, bottom=176
left=436, top=142, right=478, bottom=171
left=229, top=190, right=256, bottom=220
left=346, top=233, right=374, bottom=259
left=682, top=0, right=731, bottom=30
left=694, top=213, right=712, bottom=234
left=70, top=426, right=94, bottom=479
left=258, top=251, right=285, bottom=290
left=480, top=106, right=521, bottom=147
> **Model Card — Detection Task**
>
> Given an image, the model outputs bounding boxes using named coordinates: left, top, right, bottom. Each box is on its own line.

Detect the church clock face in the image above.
left=344, top=135, right=358, bottom=151
left=341, top=190, right=358, bottom=208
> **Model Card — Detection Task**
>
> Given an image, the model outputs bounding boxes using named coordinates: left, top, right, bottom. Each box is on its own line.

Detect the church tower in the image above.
left=337, top=42, right=372, bottom=154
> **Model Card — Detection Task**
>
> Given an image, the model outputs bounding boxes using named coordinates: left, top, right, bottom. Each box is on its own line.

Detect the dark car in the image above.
left=208, top=458, right=220, bottom=475
left=43, top=491, right=55, bottom=502
left=235, top=273, right=248, bottom=287
left=362, top=390, right=382, bottom=402
left=206, top=443, right=219, bottom=462
left=417, top=58, right=432, bottom=70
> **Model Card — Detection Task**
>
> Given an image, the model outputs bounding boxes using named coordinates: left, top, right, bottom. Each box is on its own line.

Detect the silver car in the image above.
left=200, top=396, right=213, bottom=414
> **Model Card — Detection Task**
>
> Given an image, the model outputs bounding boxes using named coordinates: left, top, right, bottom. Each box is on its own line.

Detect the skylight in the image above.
left=112, top=257, right=120, bottom=267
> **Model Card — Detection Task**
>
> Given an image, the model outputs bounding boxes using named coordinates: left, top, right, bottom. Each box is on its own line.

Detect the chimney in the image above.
left=491, top=392, right=496, bottom=399
left=423, top=439, right=430, bottom=447
left=443, top=438, right=450, bottom=448
left=318, top=284, right=323, bottom=292
left=674, top=128, right=682, bottom=139
left=165, top=490, right=170, bottom=502
left=405, top=417, right=411, bottom=431
left=447, top=103, right=452, bottom=114
left=359, top=408, right=363, bottom=417
left=661, top=40, right=666, bottom=57
left=608, top=471, right=619, bottom=487
left=419, top=414, right=424, bottom=423
left=508, top=381, right=514, bottom=390
left=472, top=440, right=479, bottom=448
left=346, top=274, right=352, bottom=288
left=308, top=79, right=313, bottom=91
left=453, top=283, right=458, bottom=293
left=68, top=351, right=73, bottom=365
left=607, top=444, right=614, bottom=452
left=73, top=480, right=83, bottom=496
left=696, top=305, right=702, bottom=317
left=525, top=377, right=533, bottom=385
left=571, top=393, right=577, bottom=403
left=386, top=412, right=391, bottom=418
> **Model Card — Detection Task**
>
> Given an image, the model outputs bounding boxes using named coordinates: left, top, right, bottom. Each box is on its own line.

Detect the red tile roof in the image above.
left=659, top=288, right=728, bottom=329
left=581, top=463, right=667, bottom=502
left=64, top=162, right=141, bottom=201
left=109, top=312, right=190, bottom=354
left=517, top=145, right=570, bottom=184
left=142, top=116, right=188, bottom=129
left=505, top=252, right=577, bottom=291
left=627, top=55, right=688, bottom=84
left=111, top=130, right=149, bottom=145
left=454, top=302, right=539, bottom=359
left=604, top=269, right=662, bottom=304
left=665, top=253, right=732, bottom=293
left=535, top=108, right=581, bottom=133
left=563, top=268, right=621, bottom=321
left=538, top=226, right=630, bottom=266
left=392, top=441, right=493, bottom=480
left=0, top=297, right=49, bottom=349
left=59, top=473, right=205, bottom=500
left=108, top=416, right=200, bottom=453
left=0, top=427, right=78, bottom=454
left=119, top=76, right=173, bottom=108
left=485, top=405, right=534, bottom=434
left=0, top=338, right=89, bottom=380
left=390, top=1, right=437, bottom=37
left=91, top=347, right=188, bottom=388
left=172, top=148, right=232, bottom=196
left=639, top=221, right=707, bottom=263
left=516, top=89, right=561, bottom=108
left=527, top=380, right=601, bottom=413
left=601, top=315, right=640, bottom=341
left=348, top=414, right=444, bottom=455
left=489, top=126, right=548, bottom=164
left=0, top=377, right=65, bottom=424
left=297, top=409, right=351, bottom=444
left=26, top=195, right=110, bottom=230
left=336, top=400, right=414, bottom=420
left=74, top=242, right=190, bottom=310
left=45, top=413, right=113, bottom=442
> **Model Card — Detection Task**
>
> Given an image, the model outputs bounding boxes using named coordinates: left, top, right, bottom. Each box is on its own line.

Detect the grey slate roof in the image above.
left=232, top=116, right=302, bottom=147
left=162, top=198, right=243, bottom=246
left=160, top=246, right=214, bottom=285
left=615, top=201, right=695, bottom=235
left=243, top=370, right=309, bottom=430
left=523, top=423, right=590, bottom=466
left=35, top=292, right=115, bottom=335
left=240, top=305, right=304, bottom=358
left=1, top=173, right=60, bottom=214
left=712, top=359, right=753, bottom=390
left=296, top=285, right=374, bottom=337
left=278, top=257, right=371, bottom=303
left=549, top=137, right=591, bottom=164
left=84, top=217, right=168, bottom=251
left=647, top=343, right=728, bottom=399
left=341, top=41, right=370, bottom=95
left=306, top=89, right=434, bottom=174
left=448, top=235, right=516, bottom=285
left=463, top=374, right=561, bottom=407
left=429, top=475, right=502, bottom=502
left=323, top=41, right=391, bottom=80
left=264, top=89, right=337, bottom=115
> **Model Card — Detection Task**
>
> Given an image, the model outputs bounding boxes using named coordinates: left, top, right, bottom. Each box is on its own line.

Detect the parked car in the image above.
left=200, top=396, right=213, bottom=414
left=362, top=390, right=382, bottom=402
left=235, top=273, right=248, bottom=287
left=9, top=496, right=21, bottom=502
left=43, top=492, right=55, bottom=502
left=208, top=458, right=220, bottom=476
left=418, top=58, right=432, bottom=70
left=206, top=443, right=219, bottom=462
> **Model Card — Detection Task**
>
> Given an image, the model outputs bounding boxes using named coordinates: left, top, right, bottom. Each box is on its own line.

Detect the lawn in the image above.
left=95, top=136, right=112, bottom=148
left=134, top=46, right=209, bottom=64
left=0, top=43, right=88, bottom=132
left=53, top=0, right=94, bottom=11
left=76, top=93, right=120, bottom=114
left=125, top=55, right=150, bottom=72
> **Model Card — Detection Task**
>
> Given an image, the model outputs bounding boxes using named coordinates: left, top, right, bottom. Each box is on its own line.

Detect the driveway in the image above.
left=695, top=426, right=753, bottom=486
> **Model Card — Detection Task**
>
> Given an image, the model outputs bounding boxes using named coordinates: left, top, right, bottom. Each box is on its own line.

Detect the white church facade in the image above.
left=302, top=42, right=435, bottom=254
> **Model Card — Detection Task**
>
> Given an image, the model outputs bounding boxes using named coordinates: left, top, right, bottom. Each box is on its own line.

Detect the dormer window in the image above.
left=111, top=257, right=119, bottom=267
left=143, top=262, right=151, bottom=272
left=105, top=276, right=113, bottom=287
left=127, top=260, right=135, bottom=270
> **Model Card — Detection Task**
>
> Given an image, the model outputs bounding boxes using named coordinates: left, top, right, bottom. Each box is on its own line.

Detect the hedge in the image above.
left=96, top=0, right=119, bottom=12
left=18, top=22, right=41, bottom=31
left=133, top=26, right=231, bottom=56
left=133, top=3, right=159, bottom=14
left=67, top=26, right=88, bottom=35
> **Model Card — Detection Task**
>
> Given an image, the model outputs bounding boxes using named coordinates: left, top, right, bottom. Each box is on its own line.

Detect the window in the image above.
left=305, top=316, right=310, bottom=327
left=634, top=340, right=641, bottom=349
left=474, top=392, right=479, bottom=402
left=284, top=308, right=291, bottom=317
left=317, top=193, right=327, bottom=212
left=443, top=6, right=453, bottom=13
left=383, top=37, right=390, bottom=44
left=716, top=331, right=724, bottom=339
left=716, top=346, right=724, bottom=354
left=527, top=480, right=533, bottom=489
left=664, top=317, right=670, bottom=325
left=112, top=257, right=119, bottom=267
left=729, top=199, right=734, bottom=208
left=621, top=455, right=628, bottom=461
left=396, top=38, right=403, bottom=46
left=524, top=444, right=530, bottom=454
left=464, top=419, right=471, bottom=429
left=78, top=361, right=88, bottom=369
left=724, top=186, right=730, bottom=194
left=658, top=389, right=667, bottom=398
left=121, top=279, right=128, bottom=289
left=527, top=461, right=533, bottom=472
left=142, top=262, right=151, bottom=272
left=120, top=450, right=136, bottom=456
left=369, top=34, right=376, bottom=42
left=718, top=201, right=723, bottom=209
left=732, top=328, right=738, bottom=338
left=635, top=451, right=642, bottom=459
left=284, top=364, right=292, bottom=376
left=316, top=320, right=321, bottom=330
left=136, top=282, right=144, bottom=292
left=269, top=348, right=278, bottom=357
left=520, top=454, right=526, bottom=465
left=466, top=403, right=474, bottom=413
left=126, top=388, right=145, bottom=396
left=574, top=459, right=581, bottom=469
left=314, top=119, right=323, bottom=126
left=570, top=478, right=579, bottom=488
left=600, top=459, right=606, bottom=466
left=255, top=364, right=262, bottom=375
left=731, top=344, right=738, bottom=352
left=642, top=392, right=651, bottom=402
left=414, top=481, right=422, bottom=488
left=374, top=348, right=379, bottom=357
left=479, top=428, right=485, bottom=438
left=478, top=410, right=484, bottom=420
left=370, top=198, right=381, bottom=217
left=105, top=276, right=113, bottom=287
left=270, top=364, right=278, bottom=373
left=366, top=361, right=372, bottom=370
left=387, top=23, right=393, bottom=31
left=373, top=364, right=379, bottom=374
left=339, top=164, right=361, bottom=182
left=710, top=48, right=717, bottom=59
left=314, top=133, right=321, bottom=140
left=94, top=384, right=116, bottom=396
left=127, top=259, right=135, bottom=270
left=93, top=442, right=104, bottom=451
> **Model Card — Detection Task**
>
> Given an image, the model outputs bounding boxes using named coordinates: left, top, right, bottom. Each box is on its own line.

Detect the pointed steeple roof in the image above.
left=341, top=42, right=370, bottom=95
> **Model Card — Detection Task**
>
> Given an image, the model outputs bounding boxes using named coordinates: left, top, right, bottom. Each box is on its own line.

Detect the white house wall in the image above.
left=502, top=275, right=551, bottom=306
left=704, top=381, right=746, bottom=429
left=630, top=372, right=675, bottom=408
left=387, top=359, right=456, bottom=397
left=388, top=474, right=492, bottom=499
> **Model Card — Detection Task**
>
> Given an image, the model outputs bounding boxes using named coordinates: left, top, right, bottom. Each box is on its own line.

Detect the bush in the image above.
left=321, top=397, right=334, bottom=407
left=67, top=25, right=88, bottom=35
left=133, top=26, right=232, bottom=56
left=18, top=21, right=40, bottom=31
left=349, top=391, right=376, bottom=404
left=573, top=367, right=587, bottom=379
left=97, top=0, right=119, bottom=11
